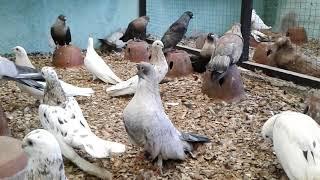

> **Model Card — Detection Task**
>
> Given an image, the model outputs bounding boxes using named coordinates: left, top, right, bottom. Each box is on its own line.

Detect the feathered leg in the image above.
left=57, top=138, right=112, bottom=179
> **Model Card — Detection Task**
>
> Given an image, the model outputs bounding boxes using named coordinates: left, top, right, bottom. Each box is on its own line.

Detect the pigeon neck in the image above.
left=43, top=79, right=67, bottom=106
left=28, top=155, right=65, bottom=179
left=15, top=54, right=34, bottom=68
left=136, top=79, right=159, bottom=97
left=150, top=48, right=164, bottom=64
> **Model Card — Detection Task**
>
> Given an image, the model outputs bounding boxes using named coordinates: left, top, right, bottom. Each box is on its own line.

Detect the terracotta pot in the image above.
left=52, top=45, right=84, bottom=68
left=0, top=136, right=28, bottom=179
left=286, top=27, right=307, bottom=45
left=249, top=36, right=259, bottom=48
left=124, top=40, right=150, bottom=63
left=253, top=42, right=273, bottom=65
left=202, top=65, right=245, bottom=103
left=165, top=50, right=193, bottom=77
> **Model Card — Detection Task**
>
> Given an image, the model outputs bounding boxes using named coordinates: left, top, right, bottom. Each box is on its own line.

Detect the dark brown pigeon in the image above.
left=51, top=14, right=71, bottom=46
left=161, top=11, right=193, bottom=52
left=120, top=16, right=150, bottom=42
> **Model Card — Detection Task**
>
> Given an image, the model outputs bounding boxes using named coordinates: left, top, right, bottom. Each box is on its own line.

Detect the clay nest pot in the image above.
left=52, top=45, right=84, bottom=68
left=286, top=27, right=308, bottom=45
left=124, top=39, right=150, bottom=63
left=165, top=50, right=193, bottom=78
left=0, top=136, right=28, bottom=179
left=202, top=65, right=245, bottom=103
left=252, top=42, right=273, bottom=65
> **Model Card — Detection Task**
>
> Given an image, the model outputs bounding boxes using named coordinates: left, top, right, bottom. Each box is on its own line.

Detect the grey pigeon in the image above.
left=123, top=62, right=210, bottom=173
left=161, top=11, right=193, bottom=52
left=0, top=56, right=44, bottom=90
left=207, top=23, right=243, bottom=85
left=51, top=14, right=71, bottom=46
left=120, top=16, right=150, bottom=42
left=22, top=129, right=67, bottom=180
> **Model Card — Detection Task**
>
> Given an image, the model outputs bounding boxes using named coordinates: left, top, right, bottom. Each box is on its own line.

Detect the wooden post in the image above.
left=239, top=0, right=253, bottom=62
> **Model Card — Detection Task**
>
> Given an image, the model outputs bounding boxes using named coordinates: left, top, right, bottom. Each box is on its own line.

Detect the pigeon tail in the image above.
left=60, top=81, right=94, bottom=97
left=180, top=132, right=210, bottom=143
left=106, top=75, right=138, bottom=97
left=82, top=134, right=126, bottom=158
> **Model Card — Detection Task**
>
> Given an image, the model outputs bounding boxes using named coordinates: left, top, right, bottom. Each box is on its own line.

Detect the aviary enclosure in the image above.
left=0, top=0, right=320, bottom=179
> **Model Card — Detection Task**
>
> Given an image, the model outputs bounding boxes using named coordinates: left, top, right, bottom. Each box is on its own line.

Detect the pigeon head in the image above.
left=261, top=114, right=279, bottom=141
left=41, top=66, right=59, bottom=82
left=87, top=37, right=94, bottom=49
left=22, top=129, right=61, bottom=157
left=184, top=11, right=193, bottom=19
left=142, top=16, right=150, bottom=22
left=136, top=62, right=156, bottom=81
left=207, top=33, right=217, bottom=42
left=58, top=14, right=67, bottom=21
left=12, top=46, right=27, bottom=56
left=152, top=40, right=164, bottom=49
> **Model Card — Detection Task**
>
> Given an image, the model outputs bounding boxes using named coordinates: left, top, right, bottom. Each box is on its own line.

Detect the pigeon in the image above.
left=0, top=56, right=44, bottom=90
left=251, top=9, right=271, bottom=30
left=22, top=129, right=67, bottom=180
left=207, top=23, right=243, bottom=85
left=106, top=40, right=168, bottom=96
left=123, top=62, right=210, bottom=173
left=280, top=11, right=297, bottom=33
left=120, top=16, right=150, bottom=42
left=200, top=33, right=218, bottom=58
left=99, top=29, right=126, bottom=52
left=161, top=11, right=193, bottom=52
left=84, top=37, right=122, bottom=84
left=51, top=14, right=71, bottom=47
left=39, top=66, right=125, bottom=158
left=262, top=111, right=320, bottom=179
left=13, top=46, right=94, bottom=100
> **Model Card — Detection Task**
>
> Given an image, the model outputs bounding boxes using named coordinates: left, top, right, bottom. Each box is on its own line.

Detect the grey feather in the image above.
left=123, top=62, right=209, bottom=170
left=207, top=23, right=243, bottom=82
left=161, top=11, right=193, bottom=51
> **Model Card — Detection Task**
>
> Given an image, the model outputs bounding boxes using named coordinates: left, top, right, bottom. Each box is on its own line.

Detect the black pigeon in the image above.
left=51, top=14, right=71, bottom=46
left=161, top=11, right=193, bottom=52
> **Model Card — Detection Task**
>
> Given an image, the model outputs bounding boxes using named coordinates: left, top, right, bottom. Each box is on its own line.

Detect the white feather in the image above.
left=39, top=97, right=125, bottom=158
left=251, top=9, right=272, bottom=30
left=84, top=37, right=122, bottom=84
left=13, top=46, right=94, bottom=98
left=106, top=40, right=168, bottom=97
left=262, top=111, right=320, bottom=179
left=22, top=129, right=67, bottom=180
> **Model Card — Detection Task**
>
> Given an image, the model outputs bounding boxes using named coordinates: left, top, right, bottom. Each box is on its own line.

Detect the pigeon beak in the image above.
left=21, top=142, right=27, bottom=149
left=136, top=64, right=144, bottom=79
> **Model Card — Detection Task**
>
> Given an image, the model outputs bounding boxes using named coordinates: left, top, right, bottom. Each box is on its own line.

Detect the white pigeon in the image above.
left=106, top=40, right=168, bottom=96
left=84, top=37, right=122, bottom=84
left=251, top=9, right=271, bottom=30
left=22, top=129, right=67, bottom=180
left=38, top=66, right=125, bottom=158
left=251, top=9, right=271, bottom=42
left=262, top=111, right=320, bottom=179
left=12, top=46, right=94, bottom=100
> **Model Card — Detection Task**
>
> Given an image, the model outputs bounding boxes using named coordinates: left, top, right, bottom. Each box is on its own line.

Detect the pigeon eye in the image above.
left=15, top=48, right=19, bottom=51
left=27, top=139, right=33, bottom=146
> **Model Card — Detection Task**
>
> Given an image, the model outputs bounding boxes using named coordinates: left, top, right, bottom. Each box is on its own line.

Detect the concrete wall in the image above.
left=0, top=0, right=139, bottom=53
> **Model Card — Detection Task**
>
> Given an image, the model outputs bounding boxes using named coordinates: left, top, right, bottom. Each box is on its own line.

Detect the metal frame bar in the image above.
left=240, top=0, right=253, bottom=62
left=139, top=0, right=147, bottom=17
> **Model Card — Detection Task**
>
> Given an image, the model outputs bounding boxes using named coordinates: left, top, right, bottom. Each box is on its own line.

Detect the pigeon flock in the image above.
left=0, top=10, right=319, bottom=180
